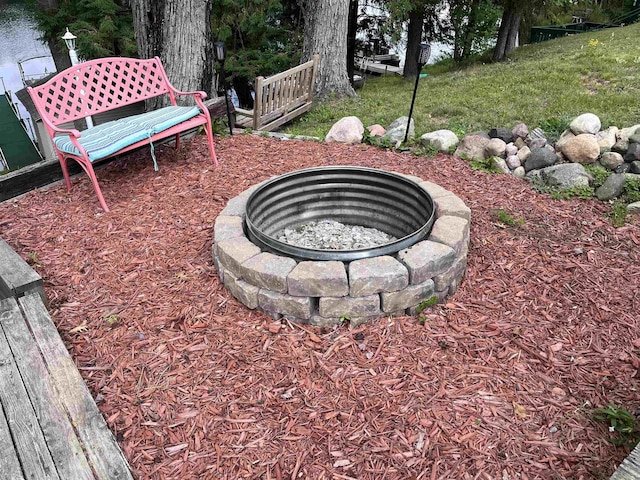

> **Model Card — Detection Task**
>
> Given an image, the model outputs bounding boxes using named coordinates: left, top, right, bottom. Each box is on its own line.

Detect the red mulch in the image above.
left=2, top=134, right=640, bottom=480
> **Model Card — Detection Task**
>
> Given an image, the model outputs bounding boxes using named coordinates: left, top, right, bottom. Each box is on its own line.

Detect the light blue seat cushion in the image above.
left=53, top=105, right=201, bottom=162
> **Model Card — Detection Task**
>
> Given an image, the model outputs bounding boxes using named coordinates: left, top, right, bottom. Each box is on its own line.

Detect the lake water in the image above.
left=0, top=0, right=55, bottom=130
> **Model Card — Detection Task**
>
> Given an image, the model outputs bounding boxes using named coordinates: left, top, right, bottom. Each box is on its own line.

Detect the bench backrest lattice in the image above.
left=30, top=57, right=175, bottom=127
left=237, top=54, right=319, bottom=132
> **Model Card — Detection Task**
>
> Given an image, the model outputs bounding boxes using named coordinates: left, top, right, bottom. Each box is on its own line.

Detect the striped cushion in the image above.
left=53, top=106, right=201, bottom=162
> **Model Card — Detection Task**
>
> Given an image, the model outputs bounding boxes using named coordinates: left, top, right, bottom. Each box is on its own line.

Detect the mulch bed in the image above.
left=1, top=134, right=640, bottom=479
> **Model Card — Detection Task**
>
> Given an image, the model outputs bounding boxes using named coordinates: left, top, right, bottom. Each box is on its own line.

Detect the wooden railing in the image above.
left=235, top=54, right=319, bottom=132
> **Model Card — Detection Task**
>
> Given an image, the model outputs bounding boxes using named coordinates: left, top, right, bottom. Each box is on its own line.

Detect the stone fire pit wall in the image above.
left=212, top=173, right=470, bottom=326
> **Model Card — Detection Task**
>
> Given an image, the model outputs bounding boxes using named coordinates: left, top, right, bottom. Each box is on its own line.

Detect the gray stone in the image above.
left=288, top=261, right=348, bottom=297
left=489, top=127, right=514, bottom=143
left=596, top=127, right=618, bottom=151
left=308, top=314, right=341, bottom=328
left=258, top=290, right=313, bottom=319
left=434, top=256, right=467, bottom=291
left=485, top=138, right=507, bottom=157
left=492, top=157, right=511, bottom=174
left=627, top=202, right=640, bottom=214
left=512, top=123, right=529, bottom=140
left=616, top=163, right=631, bottom=174
left=630, top=161, right=640, bottom=174
left=220, top=191, right=251, bottom=216
left=569, top=113, right=601, bottom=135
left=420, top=129, right=459, bottom=152
left=216, top=238, right=261, bottom=277
left=214, top=215, right=245, bottom=242
left=505, top=143, right=518, bottom=156
left=398, top=240, right=456, bottom=284
left=600, top=151, right=625, bottom=170
left=325, top=116, right=364, bottom=144
left=630, top=134, right=640, bottom=145
left=319, top=295, right=380, bottom=318
left=381, top=279, right=435, bottom=312
left=418, top=181, right=451, bottom=199
left=595, top=173, right=626, bottom=200
left=529, top=128, right=547, bottom=142
left=223, top=270, right=259, bottom=309
left=540, top=163, right=590, bottom=189
left=559, top=133, right=600, bottom=164
left=506, top=155, right=521, bottom=170
left=613, top=125, right=640, bottom=153
left=529, top=138, right=547, bottom=150
left=454, top=134, right=490, bottom=160
left=240, top=252, right=297, bottom=293
left=385, top=117, right=415, bottom=144
left=525, top=148, right=558, bottom=172
left=349, top=256, right=408, bottom=296
left=433, top=194, right=472, bottom=220
left=429, top=216, right=470, bottom=256
left=513, top=166, right=526, bottom=179
left=624, top=143, right=640, bottom=163
left=517, top=146, right=531, bottom=163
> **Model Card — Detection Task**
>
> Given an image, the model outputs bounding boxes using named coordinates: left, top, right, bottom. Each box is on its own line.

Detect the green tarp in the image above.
left=0, top=94, right=41, bottom=171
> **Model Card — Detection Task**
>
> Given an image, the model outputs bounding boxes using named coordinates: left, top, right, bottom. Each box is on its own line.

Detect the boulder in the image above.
left=420, top=129, right=459, bottom=152
left=505, top=143, right=518, bottom=156
left=559, top=133, right=600, bottom=164
left=325, top=116, right=364, bottom=144
left=569, top=113, right=601, bottom=135
left=524, top=147, right=558, bottom=171
left=513, top=166, right=526, bottom=179
left=529, top=138, right=547, bottom=150
left=630, top=134, right=640, bottom=145
left=596, top=126, right=618, bottom=152
left=630, top=161, right=640, bottom=174
left=385, top=117, right=414, bottom=144
left=367, top=124, right=386, bottom=137
left=613, top=124, right=640, bottom=153
left=485, top=138, right=507, bottom=157
left=489, top=127, right=514, bottom=143
left=512, top=123, right=529, bottom=140
left=506, top=155, right=521, bottom=170
left=555, top=129, right=575, bottom=150
left=517, top=146, right=531, bottom=163
left=599, top=151, right=624, bottom=170
left=540, top=163, right=590, bottom=189
left=514, top=137, right=526, bottom=149
left=596, top=173, right=626, bottom=200
left=615, top=163, right=631, bottom=174
left=454, top=134, right=491, bottom=160
left=627, top=202, right=640, bottom=214
left=492, top=157, right=511, bottom=174
left=625, top=143, right=640, bottom=163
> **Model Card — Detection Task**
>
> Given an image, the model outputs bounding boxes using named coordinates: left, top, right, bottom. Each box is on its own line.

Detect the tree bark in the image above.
left=492, top=7, right=512, bottom=62
left=130, top=0, right=214, bottom=110
left=299, top=0, right=356, bottom=98
left=504, top=11, right=521, bottom=57
left=403, top=4, right=425, bottom=78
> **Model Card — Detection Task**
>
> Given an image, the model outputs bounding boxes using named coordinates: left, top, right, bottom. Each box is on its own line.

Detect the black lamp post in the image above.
left=214, top=41, right=233, bottom=136
left=404, top=43, right=431, bottom=143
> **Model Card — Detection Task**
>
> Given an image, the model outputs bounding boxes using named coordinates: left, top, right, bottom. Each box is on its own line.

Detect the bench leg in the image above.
left=85, top=166, right=110, bottom=213
left=204, top=118, right=218, bottom=166
left=57, top=154, right=72, bottom=192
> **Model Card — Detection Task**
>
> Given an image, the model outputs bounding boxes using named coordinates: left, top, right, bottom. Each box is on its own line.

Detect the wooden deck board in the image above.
left=0, top=298, right=60, bottom=480
left=1, top=297, right=94, bottom=480
left=0, top=238, right=43, bottom=300
left=0, top=400, right=25, bottom=480
left=19, top=293, right=133, bottom=480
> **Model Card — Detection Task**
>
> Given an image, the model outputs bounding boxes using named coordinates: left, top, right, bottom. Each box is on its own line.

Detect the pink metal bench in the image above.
left=28, top=57, right=218, bottom=212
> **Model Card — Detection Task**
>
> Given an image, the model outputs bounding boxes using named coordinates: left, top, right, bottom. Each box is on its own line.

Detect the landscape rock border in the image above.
left=212, top=173, right=471, bottom=326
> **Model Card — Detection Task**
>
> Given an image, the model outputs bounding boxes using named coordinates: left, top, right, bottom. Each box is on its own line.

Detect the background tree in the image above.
left=298, top=0, right=356, bottom=98
left=130, top=0, right=214, bottom=109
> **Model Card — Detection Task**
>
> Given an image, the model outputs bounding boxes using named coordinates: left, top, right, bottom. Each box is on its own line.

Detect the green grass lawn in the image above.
left=284, top=23, right=640, bottom=140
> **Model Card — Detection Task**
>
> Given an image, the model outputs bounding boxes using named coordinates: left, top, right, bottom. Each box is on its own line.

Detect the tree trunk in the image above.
left=462, top=0, right=480, bottom=59
left=492, top=7, right=512, bottom=62
left=300, top=0, right=356, bottom=98
left=403, top=4, right=425, bottom=78
left=347, top=0, right=358, bottom=85
left=130, top=0, right=214, bottom=110
left=504, top=11, right=521, bottom=57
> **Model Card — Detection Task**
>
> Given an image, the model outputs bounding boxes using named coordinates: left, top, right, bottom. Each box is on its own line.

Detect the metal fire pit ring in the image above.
left=244, top=166, right=436, bottom=261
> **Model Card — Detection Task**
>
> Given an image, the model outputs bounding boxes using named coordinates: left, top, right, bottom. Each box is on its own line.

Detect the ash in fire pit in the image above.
left=277, top=219, right=397, bottom=250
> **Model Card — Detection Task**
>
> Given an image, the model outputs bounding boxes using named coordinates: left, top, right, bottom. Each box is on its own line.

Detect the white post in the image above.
left=62, top=28, right=94, bottom=129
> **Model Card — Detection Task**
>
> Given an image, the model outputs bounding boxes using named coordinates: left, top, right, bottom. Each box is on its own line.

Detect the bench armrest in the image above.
left=40, top=115, right=82, bottom=139
left=174, top=89, right=207, bottom=100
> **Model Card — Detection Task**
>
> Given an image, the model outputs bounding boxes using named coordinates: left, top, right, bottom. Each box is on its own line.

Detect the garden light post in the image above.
left=214, top=41, right=233, bottom=136
left=62, top=27, right=93, bottom=128
left=404, top=43, right=431, bottom=144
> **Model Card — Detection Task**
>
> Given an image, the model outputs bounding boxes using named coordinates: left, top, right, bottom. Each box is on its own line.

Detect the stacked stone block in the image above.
left=213, top=173, right=471, bottom=326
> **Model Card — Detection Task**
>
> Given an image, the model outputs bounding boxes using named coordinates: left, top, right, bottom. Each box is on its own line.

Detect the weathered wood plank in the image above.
left=0, top=298, right=60, bottom=480
left=0, top=399, right=25, bottom=480
left=610, top=443, right=640, bottom=479
left=19, top=293, right=133, bottom=480
left=0, top=238, right=43, bottom=300
left=0, top=298, right=94, bottom=480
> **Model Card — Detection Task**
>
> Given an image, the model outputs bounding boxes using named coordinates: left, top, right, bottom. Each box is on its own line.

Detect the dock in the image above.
left=356, top=54, right=403, bottom=76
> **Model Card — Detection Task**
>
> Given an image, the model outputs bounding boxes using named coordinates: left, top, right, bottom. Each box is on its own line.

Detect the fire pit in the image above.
left=213, top=167, right=471, bottom=326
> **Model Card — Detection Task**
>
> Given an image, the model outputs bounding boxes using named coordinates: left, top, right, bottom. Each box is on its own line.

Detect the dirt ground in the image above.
left=1, top=134, right=639, bottom=479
